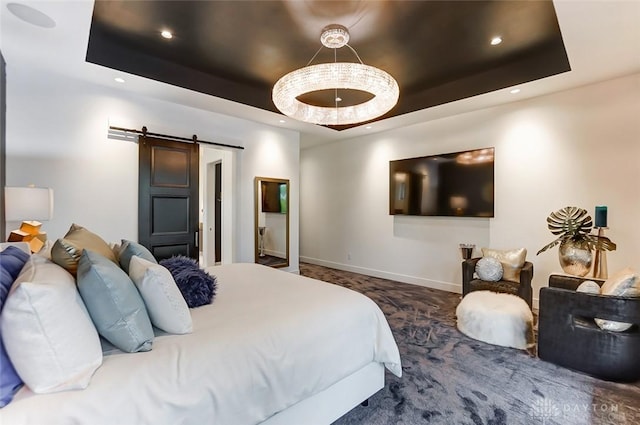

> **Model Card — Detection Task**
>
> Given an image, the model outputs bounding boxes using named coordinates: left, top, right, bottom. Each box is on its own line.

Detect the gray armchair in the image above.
left=462, top=258, right=533, bottom=308
left=538, top=274, right=640, bottom=382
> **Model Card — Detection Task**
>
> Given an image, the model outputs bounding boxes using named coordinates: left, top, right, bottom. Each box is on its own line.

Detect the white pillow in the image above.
left=576, top=280, right=600, bottom=294
left=0, top=255, right=102, bottom=393
left=128, top=256, right=193, bottom=334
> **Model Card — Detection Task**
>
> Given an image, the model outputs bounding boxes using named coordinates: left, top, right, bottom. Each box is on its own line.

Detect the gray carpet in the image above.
left=299, top=263, right=640, bottom=425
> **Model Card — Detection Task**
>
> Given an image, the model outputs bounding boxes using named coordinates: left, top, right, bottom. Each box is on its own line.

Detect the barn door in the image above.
left=138, top=136, right=199, bottom=261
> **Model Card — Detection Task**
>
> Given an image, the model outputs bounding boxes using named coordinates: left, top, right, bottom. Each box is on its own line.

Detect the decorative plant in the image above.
left=536, top=206, right=616, bottom=255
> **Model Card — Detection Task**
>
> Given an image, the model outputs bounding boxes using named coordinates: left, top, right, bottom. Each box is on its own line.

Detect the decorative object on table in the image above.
left=536, top=206, right=616, bottom=277
left=475, top=257, right=503, bottom=282
left=591, top=205, right=610, bottom=279
left=4, top=186, right=54, bottom=253
left=459, top=243, right=475, bottom=260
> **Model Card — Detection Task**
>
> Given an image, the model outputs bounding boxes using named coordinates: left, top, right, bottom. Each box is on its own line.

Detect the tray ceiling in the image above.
left=86, top=0, right=570, bottom=130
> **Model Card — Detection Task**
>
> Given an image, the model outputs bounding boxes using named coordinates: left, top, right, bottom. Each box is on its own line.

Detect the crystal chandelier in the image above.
left=272, top=24, right=399, bottom=126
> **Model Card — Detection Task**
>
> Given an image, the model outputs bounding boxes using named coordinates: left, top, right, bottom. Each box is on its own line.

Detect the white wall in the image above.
left=301, top=73, right=640, bottom=304
left=5, top=65, right=300, bottom=272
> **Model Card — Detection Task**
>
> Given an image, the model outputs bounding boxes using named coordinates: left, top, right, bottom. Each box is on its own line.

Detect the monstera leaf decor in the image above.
left=537, top=206, right=616, bottom=276
left=537, top=206, right=616, bottom=255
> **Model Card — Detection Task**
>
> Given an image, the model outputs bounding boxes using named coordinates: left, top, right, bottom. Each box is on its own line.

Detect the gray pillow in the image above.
left=77, top=250, right=154, bottom=352
left=118, top=240, right=157, bottom=274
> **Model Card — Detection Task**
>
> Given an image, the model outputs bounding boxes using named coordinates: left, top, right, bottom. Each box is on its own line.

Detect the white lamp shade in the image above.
left=4, top=187, right=54, bottom=221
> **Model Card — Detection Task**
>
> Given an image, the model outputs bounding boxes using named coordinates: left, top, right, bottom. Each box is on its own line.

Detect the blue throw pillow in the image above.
left=118, top=240, right=157, bottom=274
left=0, top=245, right=29, bottom=407
left=159, top=256, right=217, bottom=308
left=77, top=250, right=154, bottom=353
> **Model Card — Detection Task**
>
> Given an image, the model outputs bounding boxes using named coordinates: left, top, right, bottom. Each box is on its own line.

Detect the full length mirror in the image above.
left=254, top=177, right=289, bottom=268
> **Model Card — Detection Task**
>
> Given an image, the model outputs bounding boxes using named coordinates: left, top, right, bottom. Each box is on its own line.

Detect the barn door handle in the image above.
left=195, top=231, right=199, bottom=248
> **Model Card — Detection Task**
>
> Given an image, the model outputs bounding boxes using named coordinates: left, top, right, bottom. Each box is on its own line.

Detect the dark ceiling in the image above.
left=86, top=0, right=570, bottom=130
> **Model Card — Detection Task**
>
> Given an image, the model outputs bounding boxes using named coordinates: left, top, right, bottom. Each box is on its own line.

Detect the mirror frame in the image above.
left=254, top=177, right=290, bottom=268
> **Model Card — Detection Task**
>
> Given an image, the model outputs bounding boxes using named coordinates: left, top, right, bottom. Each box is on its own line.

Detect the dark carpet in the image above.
left=299, top=263, right=640, bottom=425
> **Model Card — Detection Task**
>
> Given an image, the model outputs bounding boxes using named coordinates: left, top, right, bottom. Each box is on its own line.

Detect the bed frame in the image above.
left=261, top=362, right=384, bottom=425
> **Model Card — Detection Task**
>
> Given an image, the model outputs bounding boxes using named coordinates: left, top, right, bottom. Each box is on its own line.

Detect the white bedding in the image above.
left=1, top=263, right=401, bottom=425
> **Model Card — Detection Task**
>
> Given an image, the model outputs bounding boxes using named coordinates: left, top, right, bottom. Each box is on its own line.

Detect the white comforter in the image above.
left=1, top=263, right=401, bottom=425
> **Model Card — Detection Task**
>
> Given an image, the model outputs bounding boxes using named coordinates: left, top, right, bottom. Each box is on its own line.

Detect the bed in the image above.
left=1, top=262, right=401, bottom=425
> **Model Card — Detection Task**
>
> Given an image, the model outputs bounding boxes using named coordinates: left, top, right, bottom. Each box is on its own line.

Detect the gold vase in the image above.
left=558, top=239, right=592, bottom=277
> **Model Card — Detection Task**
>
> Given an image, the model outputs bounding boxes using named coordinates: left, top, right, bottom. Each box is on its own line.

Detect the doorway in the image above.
left=200, top=146, right=235, bottom=267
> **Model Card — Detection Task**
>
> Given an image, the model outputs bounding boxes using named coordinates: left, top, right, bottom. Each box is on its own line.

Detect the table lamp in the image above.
left=4, top=186, right=54, bottom=253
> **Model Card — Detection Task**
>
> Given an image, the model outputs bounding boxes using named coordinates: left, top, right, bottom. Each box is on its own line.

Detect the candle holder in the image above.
left=459, top=243, right=475, bottom=260
left=591, top=227, right=608, bottom=279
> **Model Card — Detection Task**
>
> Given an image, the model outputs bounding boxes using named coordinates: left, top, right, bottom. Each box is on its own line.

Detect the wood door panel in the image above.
left=151, top=146, right=190, bottom=187
left=151, top=243, right=191, bottom=259
left=151, top=196, right=189, bottom=234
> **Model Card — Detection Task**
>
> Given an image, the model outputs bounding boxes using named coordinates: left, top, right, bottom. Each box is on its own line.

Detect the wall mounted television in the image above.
left=389, top=147, right=495, bottom=217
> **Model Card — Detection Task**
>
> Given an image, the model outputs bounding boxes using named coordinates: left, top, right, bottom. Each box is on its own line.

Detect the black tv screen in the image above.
left=389, top=147, right=494, bottom=217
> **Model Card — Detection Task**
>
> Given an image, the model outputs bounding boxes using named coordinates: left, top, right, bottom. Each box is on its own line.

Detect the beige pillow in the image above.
left=481, top=247, right=526, bottom=283
left=595, top=267, right=639, bottom=332
left=600, top=267, right=639, bottom=297
left=51, top=224, right=117, bottom=276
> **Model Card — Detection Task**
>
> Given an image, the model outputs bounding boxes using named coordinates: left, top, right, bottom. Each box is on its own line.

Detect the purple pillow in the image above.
left=0, top=246, right=29, bottom=407
left=1, top=246, right=30, bottom=305
left=159, top=256, right=217, bottom=308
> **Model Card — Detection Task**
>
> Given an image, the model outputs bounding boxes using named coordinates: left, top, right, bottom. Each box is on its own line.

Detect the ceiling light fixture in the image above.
left=510, top=88, right=521, bottom=94
left=161, top=30, right=173, bottom=39
left=490, top=36, right=502, bottom=46
left=272, top=24, right=399, bottom=126
left=114, top=77, right=125, bottom=83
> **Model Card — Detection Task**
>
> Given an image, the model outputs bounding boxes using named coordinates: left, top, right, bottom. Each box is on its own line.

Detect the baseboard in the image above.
left=300, top=256, right=462, bottom=294
left=300, top=256, right=541, bottom=311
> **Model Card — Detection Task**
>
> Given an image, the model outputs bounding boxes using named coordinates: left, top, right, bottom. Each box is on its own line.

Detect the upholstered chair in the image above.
left=462, top=258, right=533, bottom=308
left=538, top=274, right=640, bottom=382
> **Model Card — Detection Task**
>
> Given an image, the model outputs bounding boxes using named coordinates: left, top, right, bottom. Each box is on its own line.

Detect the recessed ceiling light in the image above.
left=365, top=126, right=372, bottom=129
left=6, top=3, right=56, bottom=28
left=161, top=30, right=173, bottom=39
left=490, top=36, right=502, bottom=46
left=114, top=77, right=125, bottom=83
left=510, top=88, right=521, bottom=94
left=279, top=119, right=286, bottom=123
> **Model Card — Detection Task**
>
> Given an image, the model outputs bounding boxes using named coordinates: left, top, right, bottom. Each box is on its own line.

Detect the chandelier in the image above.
left=272, top=24, right=399, bottom=126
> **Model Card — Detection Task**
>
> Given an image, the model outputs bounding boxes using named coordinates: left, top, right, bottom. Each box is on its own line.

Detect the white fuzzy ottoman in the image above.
left=456, top=291, right=534, bottom=350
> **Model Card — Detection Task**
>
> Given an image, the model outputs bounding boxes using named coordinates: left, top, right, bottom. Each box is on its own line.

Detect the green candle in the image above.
left=595, top=206, right=607, bottom=228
